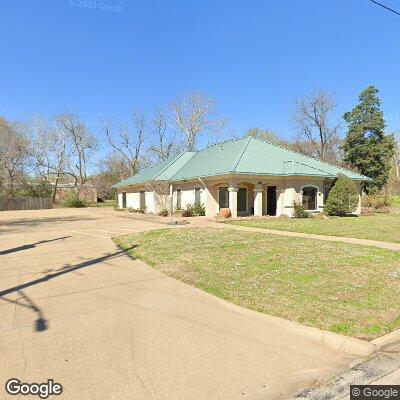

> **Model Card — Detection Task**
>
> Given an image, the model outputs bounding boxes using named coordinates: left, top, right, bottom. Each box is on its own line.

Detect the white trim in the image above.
left=300, top=184, right=319, bottom=211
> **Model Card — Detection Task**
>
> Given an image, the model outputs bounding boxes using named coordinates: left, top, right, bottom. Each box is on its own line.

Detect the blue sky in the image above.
left=1, top=0, right=399, bottom=146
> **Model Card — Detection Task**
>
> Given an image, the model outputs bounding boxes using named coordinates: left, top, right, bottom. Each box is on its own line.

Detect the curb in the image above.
left=274, top=319, right=378, bottom=358
left=185, top=281, right=379, bottom=358
left=371, top=328, right=400, bottom=349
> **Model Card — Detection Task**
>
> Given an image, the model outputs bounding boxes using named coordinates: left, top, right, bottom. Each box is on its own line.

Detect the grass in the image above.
left=88, top=199, right=117, bottom=208
left=390, top=195, right=400, bottom=208
left=228, top=213, right=400, bottom=244
left=114, top=227, right=400, bottom=340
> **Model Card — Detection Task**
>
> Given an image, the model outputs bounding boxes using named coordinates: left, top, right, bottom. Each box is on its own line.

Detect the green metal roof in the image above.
left=116, top=137, right=371, bottom=187
left=114, top=152, right=195, bottom=187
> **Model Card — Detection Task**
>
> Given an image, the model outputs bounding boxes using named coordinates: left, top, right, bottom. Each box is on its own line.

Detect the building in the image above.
left=115, top=137, right=370, bottom=217
left=53, top=183, right=98, bottom=204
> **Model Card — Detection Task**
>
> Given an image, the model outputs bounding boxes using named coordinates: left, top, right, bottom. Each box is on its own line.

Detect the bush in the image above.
left=64, top=194, right=87, bottom=208
left=324, top=174, right=359, bottom=216
left=158, top=208, right=169, bottom=217
left=181, top=205, right=194, bottom=217
left=362, top=194, right=391, bottom=213
left=90, top=200, right=116, bottom=208
left=293, top=201, right=310, bottom=218
left=192, top=203, right=206, bottom=216
left=128, top=207, right=146, bottom=213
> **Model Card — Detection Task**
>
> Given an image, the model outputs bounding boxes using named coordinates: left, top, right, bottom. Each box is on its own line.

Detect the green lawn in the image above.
left=228, top=213, right=400, bottom=244
left=390, top=195, right=400, bottom=209
left=115, top=228, right=400, bottom=340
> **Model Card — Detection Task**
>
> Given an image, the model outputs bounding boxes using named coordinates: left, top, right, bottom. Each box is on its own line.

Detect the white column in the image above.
left=253, top=188, right=263, bottom=216
left=169, top=183, right=173, bottom=223
left=118, top=193, right=123, bottom=208
left=228, top=187, right=238, bottom=218
left=355, top=183, right=363, bottom=215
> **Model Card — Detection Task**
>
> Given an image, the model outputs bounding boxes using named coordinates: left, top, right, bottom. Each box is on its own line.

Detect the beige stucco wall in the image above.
left=117, top=187, right=156, bottom=213
left=200, top=176, right=328, bottom=217
left=118, top=181, right=207, bottom=214
left=281, top=178, right=325, bottom=217
left=172, top=181, right=206, bottom=211
left=117, top=175, right=362, bottom=217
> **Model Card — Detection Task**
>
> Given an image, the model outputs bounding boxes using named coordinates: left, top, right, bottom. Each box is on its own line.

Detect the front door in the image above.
left=267, top=186, right=277, bottom=216
left=237, top=188, right=247, bottom=213
left=122, top=192, right=127, bottom=208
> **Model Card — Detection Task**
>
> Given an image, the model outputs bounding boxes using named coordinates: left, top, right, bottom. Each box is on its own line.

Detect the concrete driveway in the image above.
left=0, top=208, right=354, bottom=399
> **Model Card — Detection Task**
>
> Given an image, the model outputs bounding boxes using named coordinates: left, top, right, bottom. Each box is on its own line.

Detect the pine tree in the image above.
left=324, top=174, right=359, bottom=216
left=342, top=86, right=395, bottom=193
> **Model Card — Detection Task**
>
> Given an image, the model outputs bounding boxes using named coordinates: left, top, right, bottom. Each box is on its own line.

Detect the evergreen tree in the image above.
left=342, top=86, right=395, bottom=193
left=324, top=174, right=359, bottom=216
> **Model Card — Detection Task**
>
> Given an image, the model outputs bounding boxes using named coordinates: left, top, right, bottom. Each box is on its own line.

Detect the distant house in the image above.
left=53, top=183, right=98, bottom=204
left=115, top=137, right=370, bottom=217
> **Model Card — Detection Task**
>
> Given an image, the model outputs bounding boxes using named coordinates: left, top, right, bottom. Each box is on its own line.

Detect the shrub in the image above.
left=181, top=205, right=194, bottom=217
left=293, top=201, right=310, bottom=218
left=192, top=203, right=206, bottom=216
left=324, top=174, right=359, bottom=216
left=90, top=200, right=116, bottom=208
left=128, top=207, right=146, bottom=213
left=362, top=194, right=391, bottom=214
left=64, top=194, right=87, bottom=208
left=158, top=208, right=169, bottom=217
left=362, top=194, right=390, bottom=208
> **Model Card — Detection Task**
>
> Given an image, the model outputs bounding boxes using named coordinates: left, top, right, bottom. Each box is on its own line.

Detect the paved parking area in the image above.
left=0, top=208, right=354, bottom=399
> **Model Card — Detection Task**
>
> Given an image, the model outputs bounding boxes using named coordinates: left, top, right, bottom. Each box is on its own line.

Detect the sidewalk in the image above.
left=188, top=218, right=400, bottom=252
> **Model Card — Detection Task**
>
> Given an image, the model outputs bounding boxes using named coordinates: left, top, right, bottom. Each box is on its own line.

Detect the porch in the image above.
left=207, top=181, right=278, bottom=218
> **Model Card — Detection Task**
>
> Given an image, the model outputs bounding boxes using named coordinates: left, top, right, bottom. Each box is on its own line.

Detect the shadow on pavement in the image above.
left=2, top=290, right=48, bottom=332
left=0, top=236, right=71, bottom=256
left=0, top=246, right=137, bottom=332
left=0, top=215, right=96, bottom=234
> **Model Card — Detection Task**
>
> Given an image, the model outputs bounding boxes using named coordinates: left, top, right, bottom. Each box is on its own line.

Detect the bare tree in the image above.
left=102, top=110, right=146, bottom=175
left=55, top=113, right=98, bottom=190
left=171, top=92, right=225, bottom=151
left=148, top=107, right=181, bottom=163
left=93, top=152, right=132, bottom=199
left=394, top=131, right=400, bottom=179
left=292, top=89, right=340, bottom=162
left=28, top=116, right=74, bottom=201
left=386, top=131, right=400, bottom=194
left=0, top=118, right=29, bottom=192
left=145, top=179, right=172, bottom=217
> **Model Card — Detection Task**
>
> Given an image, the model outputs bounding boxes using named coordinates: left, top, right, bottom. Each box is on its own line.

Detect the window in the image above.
left=218, top=187, right=228, bottom=209
left=194, top=187, right=201, bottom=204
left=176, top=189, right=182, bottom=210
left=139, top=190, right=146, bottom=210
left=302, top=186, right=317, bottom=210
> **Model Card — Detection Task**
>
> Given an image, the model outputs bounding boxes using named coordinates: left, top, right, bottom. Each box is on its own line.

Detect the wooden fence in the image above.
left=0, top=197, right=53, bottom=211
